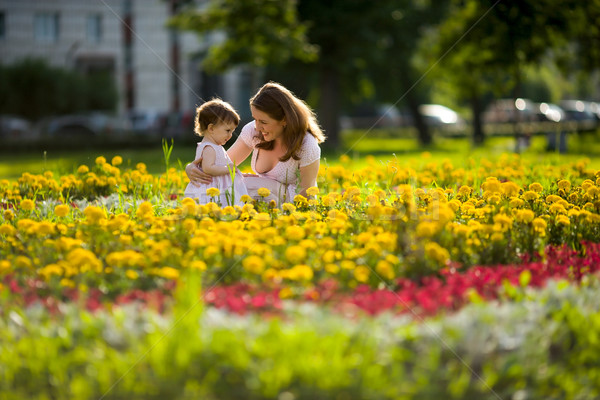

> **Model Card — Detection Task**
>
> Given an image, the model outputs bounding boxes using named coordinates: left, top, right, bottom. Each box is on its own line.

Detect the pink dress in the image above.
left=184, top=141, right=248, bottom=206
left=239, top=121, right=321, bottom=204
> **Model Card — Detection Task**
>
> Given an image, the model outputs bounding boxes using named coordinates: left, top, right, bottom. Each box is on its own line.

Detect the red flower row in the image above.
left=3, top=243, right=600, bottom=317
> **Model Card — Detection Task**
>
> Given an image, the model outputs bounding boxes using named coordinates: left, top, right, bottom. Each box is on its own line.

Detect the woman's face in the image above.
left=251, top=106, right=285, bottom=142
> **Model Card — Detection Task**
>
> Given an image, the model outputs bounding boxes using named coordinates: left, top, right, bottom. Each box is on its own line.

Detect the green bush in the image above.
left=1, top=277, right=600, bottom=399
left=0, top=58, right=117, bottom=121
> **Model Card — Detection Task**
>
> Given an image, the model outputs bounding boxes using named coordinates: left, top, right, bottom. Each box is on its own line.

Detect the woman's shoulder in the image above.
left=298, top=132, right=321, bottom=166
left=239, top=121, right=259, bottom=147
left=301, top=132, right=321, bottom=150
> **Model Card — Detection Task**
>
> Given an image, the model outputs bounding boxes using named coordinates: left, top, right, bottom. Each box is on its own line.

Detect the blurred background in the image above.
left=0, top=0, right=599, bottom=154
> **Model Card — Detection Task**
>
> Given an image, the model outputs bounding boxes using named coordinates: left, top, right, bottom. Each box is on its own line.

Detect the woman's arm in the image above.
left=298, top=159, right=320, bottom=196
left=226, top=137, right=253, bottom=166
left=186, top=135, right=253, bottom=185
left=201, top=146, right=231, bottom=176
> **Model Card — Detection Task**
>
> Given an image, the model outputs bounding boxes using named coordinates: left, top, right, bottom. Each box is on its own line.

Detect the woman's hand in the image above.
left=185, top=158, right=213, bottom=186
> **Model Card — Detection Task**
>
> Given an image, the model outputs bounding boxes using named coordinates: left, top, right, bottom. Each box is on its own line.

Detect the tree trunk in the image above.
left=400, top=71, right=431, bottom=146
left=470, top=93, right=484, bottom=145
left=319, top=67, right=340, bottom=149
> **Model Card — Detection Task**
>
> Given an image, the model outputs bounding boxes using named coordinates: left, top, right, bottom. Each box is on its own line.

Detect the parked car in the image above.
left=45, top=112, right=132, bottom=140
left=418, top=104, right=465, bottom=127
left=559, top=100, right=599, bottom=132
left=127, top=109, right=166, bottom=138
left=340, top=103, right=404, bottom=130
left=483, top=98, right=538, bottom=124
left=0, top=115, right=33, bottom=139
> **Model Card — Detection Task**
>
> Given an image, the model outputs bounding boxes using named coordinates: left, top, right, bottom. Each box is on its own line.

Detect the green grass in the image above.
left=1, top=130, right=599, bottom=180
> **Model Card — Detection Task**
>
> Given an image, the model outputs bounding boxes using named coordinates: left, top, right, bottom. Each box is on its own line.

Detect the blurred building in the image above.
left=0, top=0, right=250, bottom=117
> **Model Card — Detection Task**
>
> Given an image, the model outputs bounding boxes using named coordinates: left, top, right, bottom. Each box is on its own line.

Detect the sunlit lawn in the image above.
left=1, top=129, right=599, bottom=179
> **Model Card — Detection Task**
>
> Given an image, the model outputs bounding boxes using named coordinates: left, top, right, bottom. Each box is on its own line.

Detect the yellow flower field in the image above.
left=1, top=153, right=600, bottom=298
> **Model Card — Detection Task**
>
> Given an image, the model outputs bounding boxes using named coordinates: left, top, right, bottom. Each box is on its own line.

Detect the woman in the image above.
left=185, top=82, right=325, bottom=204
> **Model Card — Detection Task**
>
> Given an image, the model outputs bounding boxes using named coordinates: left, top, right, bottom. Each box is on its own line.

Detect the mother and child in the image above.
left=184, top=82, right=326, bottom=206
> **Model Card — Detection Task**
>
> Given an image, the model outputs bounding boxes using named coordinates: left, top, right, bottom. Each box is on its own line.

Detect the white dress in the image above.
left=238, top=121, right=321, bottom=204
left=184, top=141, right=248, bottom=207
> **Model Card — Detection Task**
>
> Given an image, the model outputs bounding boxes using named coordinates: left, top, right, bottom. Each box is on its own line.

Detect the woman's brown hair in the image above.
left=250, top=82, right=325, bottom=162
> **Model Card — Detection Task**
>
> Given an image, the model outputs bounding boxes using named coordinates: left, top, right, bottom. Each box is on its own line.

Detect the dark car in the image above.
left=559, top=100, right=599, bottom=133
left=483, top=98, right=538, bottom=124
left=44, top=112, right=132, bottom=141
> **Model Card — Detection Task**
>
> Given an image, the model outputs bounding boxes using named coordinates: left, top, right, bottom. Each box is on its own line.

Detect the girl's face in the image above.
left=206, top=121, right=236, bottom=146
left=251, top=106, right=286, bottom=142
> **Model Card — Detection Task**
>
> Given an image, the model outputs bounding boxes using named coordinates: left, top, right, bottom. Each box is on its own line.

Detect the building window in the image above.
left=0, top=12, right=6, bottom=39
left=86, top=14, right=102, bottom=44
left=34, top=13, right=59, bottom=43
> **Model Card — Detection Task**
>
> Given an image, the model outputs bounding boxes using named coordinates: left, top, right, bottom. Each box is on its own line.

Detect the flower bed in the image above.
left=1, top=153, right=600, bottom=398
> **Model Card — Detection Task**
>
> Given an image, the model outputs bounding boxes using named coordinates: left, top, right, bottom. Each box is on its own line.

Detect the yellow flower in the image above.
left=458, top=185, right=472, bottom=197
left=549, top=203, right=567, bottom=214
left=278, top=287, right=294, bottom=299
left=325, top=263, right=340, bottom=274
left=501, top=181, right=520, bottom=197
left=54, top=204, right=70, bottom=217
left=287, top=264, right=314, bottom=281
left=306, top=186, right=319, bottom=197
left=154, top=266, right=179, bottom=280
left=20, top=199, right=35, bottom=212
left=556, top=215, right=570, bottom=226
left=416, top=221, right=439, bottom=238
left=67, top=248, right=102, bottom=273
left=532, top=217, right=547, bottom=233
left=0, top=224, right=16, bottom=236
left=243, top=255, right=265, bottom=274
left=189, top=260, right=207, bottom=271
left=557, top=179, right=571, bottom=191
left=375, top=259, right=395, bottom=280
left=285, top=225, right=306, bottom=241
left=181, top=197, right=197, bottom=215
left=529, top=182, right=543, bottom=193
left=111, top=156, right=123, bottom=166
left=522, top=191, right=539, bottom=201
left=136, top=201, right=154, bottom=219
left=206, top=187, right=221, bottom=198
left=240, top=194, right=252, bottom=203
left=95, top=156, right=107, bottom=165
left=0, top=260, right=10, bottom=273
left=282, top=203, right=296, bottom=213
left=425, top=242, right=450, bottom=265
left=83, top=206, right=107, bottom=224
left=3, top=209, right=14, bottom=221
left=125, top=270, right=139, bottom=280
left=515, top=209, right=535, bottom=223
left=546, top=194, right=562, bottom=203
left=285, top=245, right=307, bottom=264
left=294, top=194, right=308, bottom=204
left=77, top=165, right=89, bottom=174
left=493, top=214, right=513, bottom=231
left=354, top=266, right=370, bottom=282
left=257, top=187, right=271, bottom=198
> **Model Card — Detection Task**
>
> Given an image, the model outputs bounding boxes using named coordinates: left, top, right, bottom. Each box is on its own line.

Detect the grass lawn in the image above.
left=1, top=130, right=599, bottom=180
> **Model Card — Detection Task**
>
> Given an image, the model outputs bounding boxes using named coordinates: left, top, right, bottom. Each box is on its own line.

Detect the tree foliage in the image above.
left=168, top=0, right=317, bottom=73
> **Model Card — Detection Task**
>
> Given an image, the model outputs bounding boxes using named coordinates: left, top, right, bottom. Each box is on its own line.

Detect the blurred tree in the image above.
left=0, top=59, right=117, bottom=121
left=168, top=0, right=317, bottom=86
left=426, top=0, right=571, bottom=147
left=370, top=0, right=451, bottom=146
left=564, top=0, right=600, bottom=73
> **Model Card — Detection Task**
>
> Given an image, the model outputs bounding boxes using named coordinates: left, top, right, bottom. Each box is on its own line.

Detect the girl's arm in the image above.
left=201, top=146, right=231, bottom=176
left=226, top=136, right=253, bottom=166
left=297, top=159, right=320, bottom=196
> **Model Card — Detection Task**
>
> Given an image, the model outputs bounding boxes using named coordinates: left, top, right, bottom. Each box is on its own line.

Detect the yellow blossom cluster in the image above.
left=1, top=154, right=600, bottom=294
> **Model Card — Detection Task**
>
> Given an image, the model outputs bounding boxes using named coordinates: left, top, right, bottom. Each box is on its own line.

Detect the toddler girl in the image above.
left=183, top=99, right=248, bottom=206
